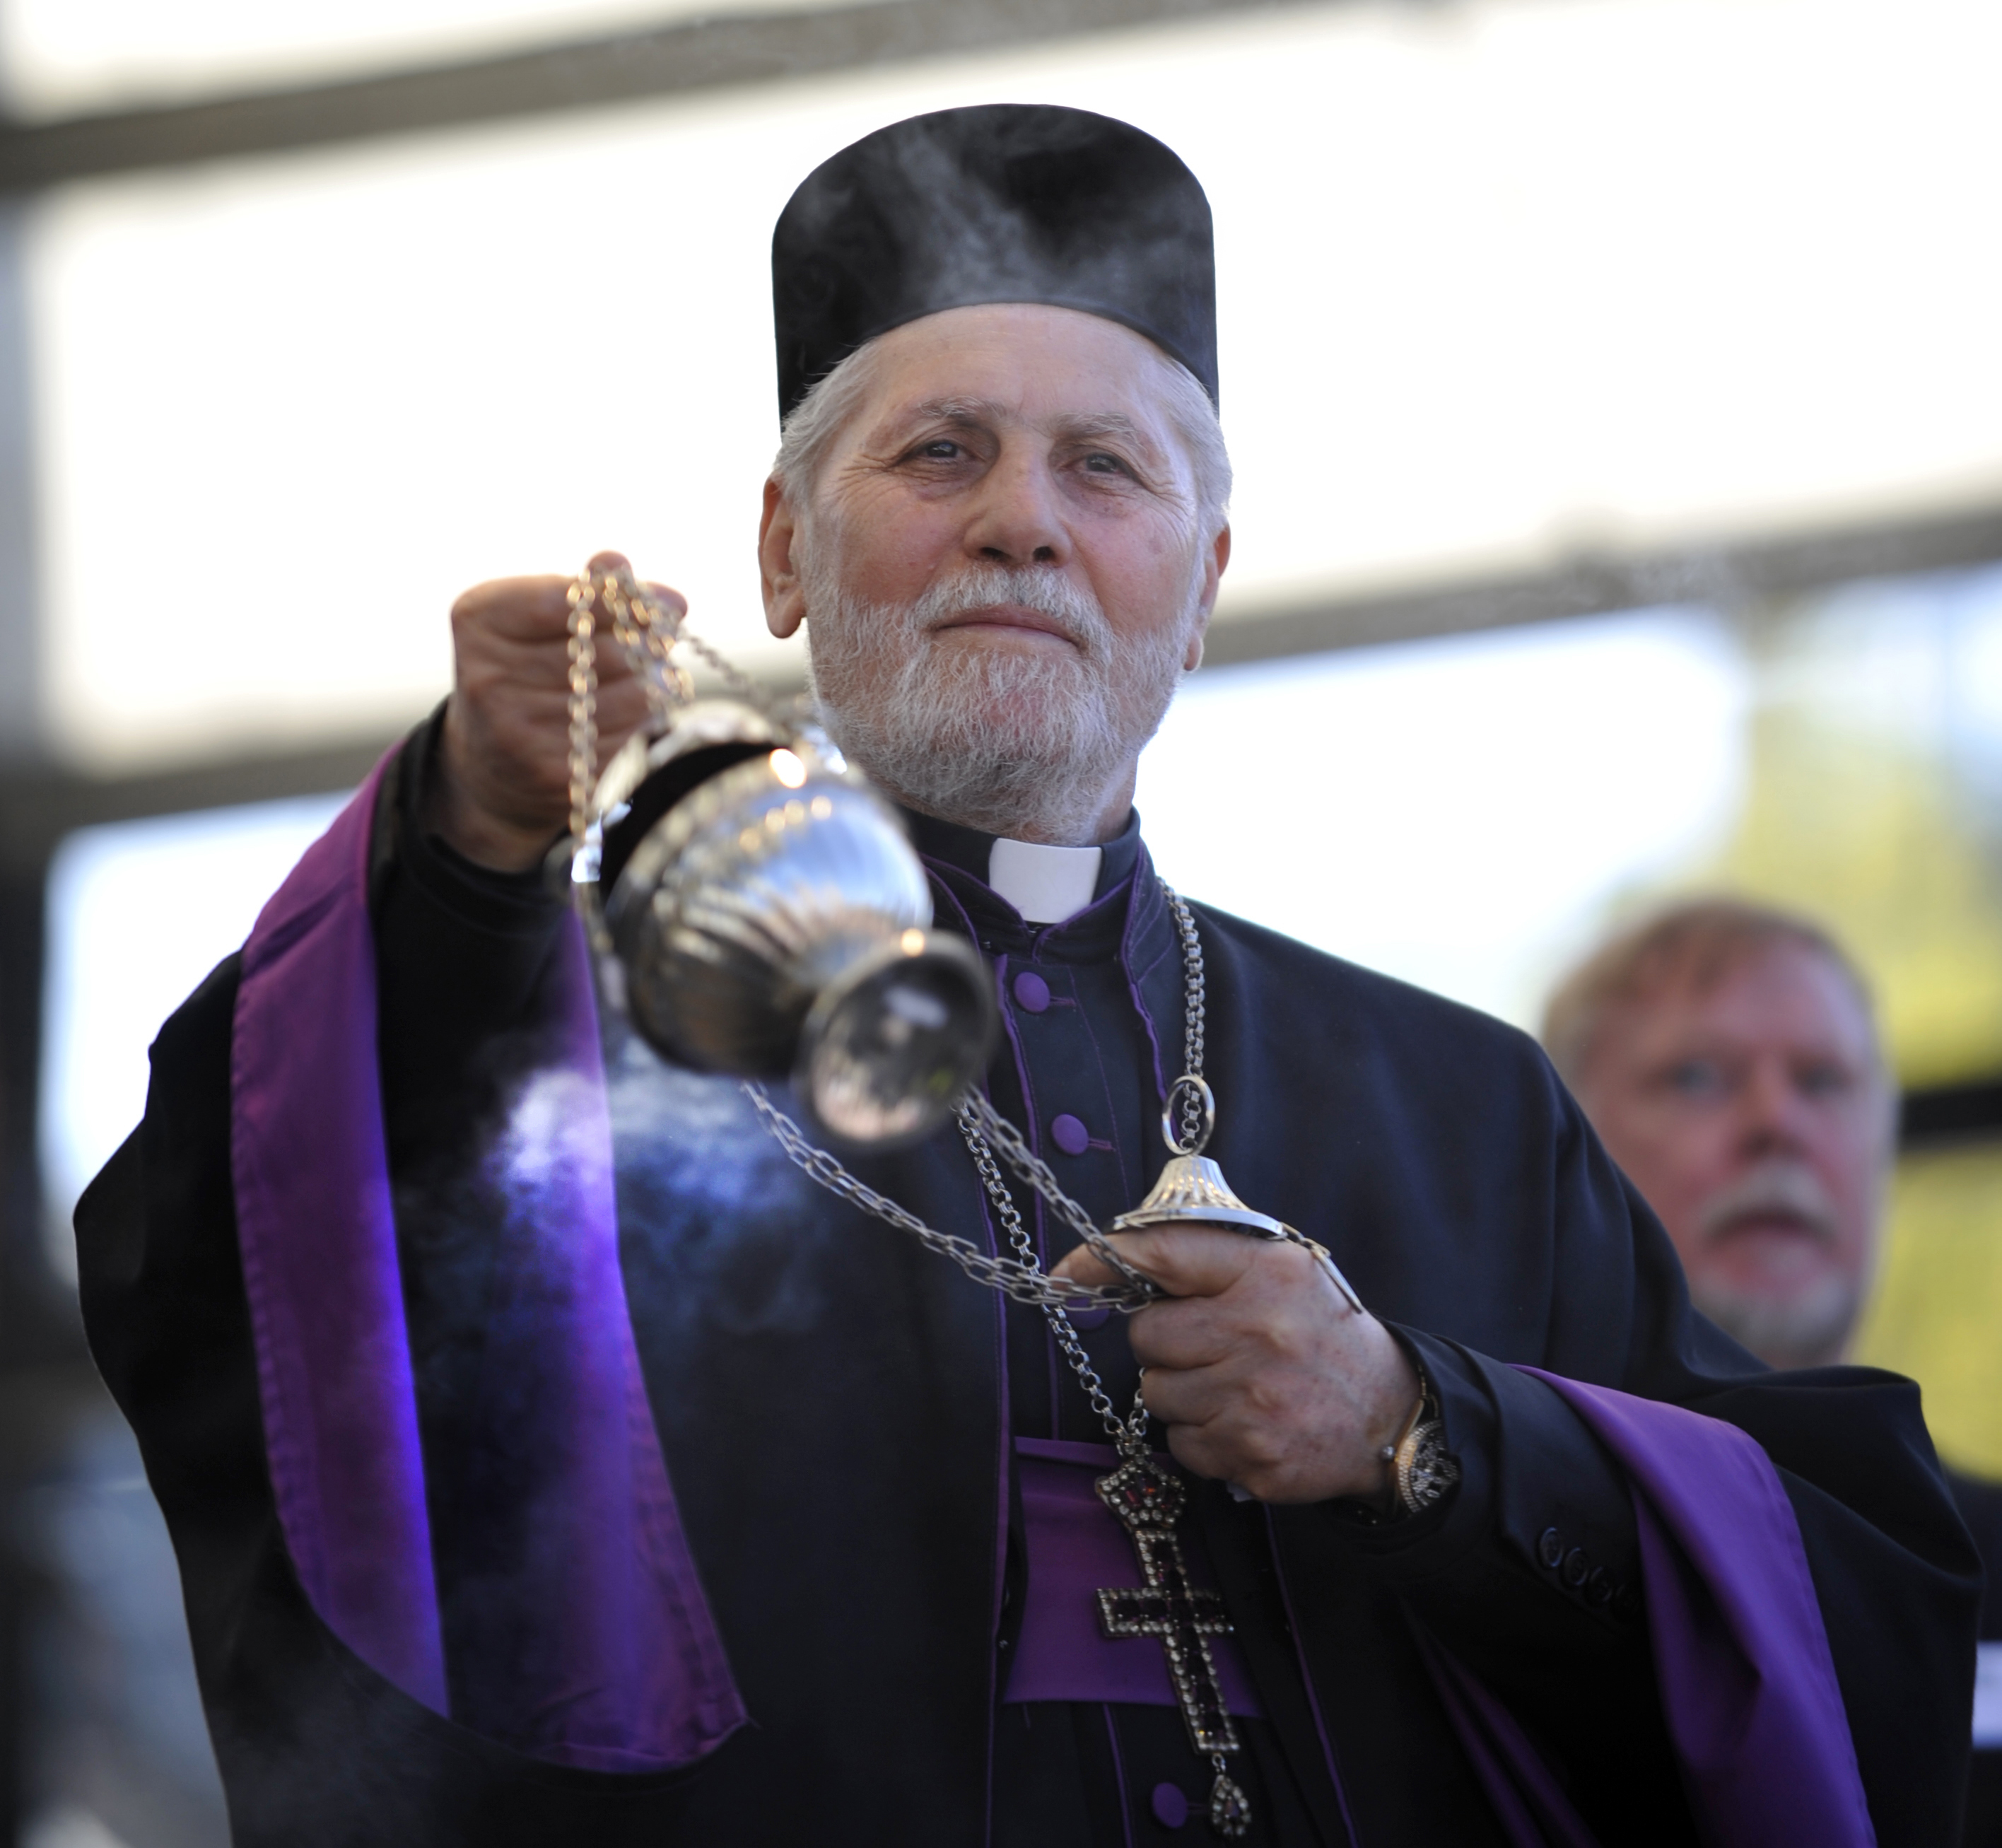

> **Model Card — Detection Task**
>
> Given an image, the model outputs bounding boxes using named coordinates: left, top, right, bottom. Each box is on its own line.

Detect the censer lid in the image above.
left=1109, top=1154, right=1286, bottom=1238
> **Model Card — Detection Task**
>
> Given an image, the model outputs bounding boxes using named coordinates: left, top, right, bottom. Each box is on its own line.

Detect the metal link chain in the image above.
left=595, top=568, right=692, bottom=727
left=564, top=558, right=782, bottom=858
left=744, top=881, right=1219, bottom=1323
left=957, top=1092, right=1159, bottom=1296
left=956, top=1109, right=1150, bottom=1455
left=564, top=578, right=600, bottom=853
left=743, top=1084, right=1149, bottom=1313
left=949, top=887, right=1210, bottom=1451
left=1164, top=886, right=1211, bottom=1154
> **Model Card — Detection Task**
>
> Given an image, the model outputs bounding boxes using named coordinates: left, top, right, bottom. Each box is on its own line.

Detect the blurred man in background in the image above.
left=1544, top=898, right=2002, bottom=1843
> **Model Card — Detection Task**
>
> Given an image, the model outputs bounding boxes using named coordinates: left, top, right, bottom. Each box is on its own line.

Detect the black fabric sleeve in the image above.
left=1950, top=1471, right=2002, bottom=1847
left=372, top=703, right=569, bottom=1182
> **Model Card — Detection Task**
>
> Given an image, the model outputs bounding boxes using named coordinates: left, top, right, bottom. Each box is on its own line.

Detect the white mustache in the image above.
left=1695, top=1161, right=1839, bottom=1244
left=906, top=566, right=1110, bottom=655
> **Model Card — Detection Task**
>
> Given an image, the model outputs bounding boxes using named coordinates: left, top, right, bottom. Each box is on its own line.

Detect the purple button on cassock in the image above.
left=1050, top=1113, right=1091, bottom=1156
left=1152, top=1782, right=1189, bottom=1828
left=1012, top=971, right=1051, bottom=1013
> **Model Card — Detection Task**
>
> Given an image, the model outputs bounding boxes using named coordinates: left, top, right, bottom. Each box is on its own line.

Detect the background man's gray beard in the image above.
left=804, top=559, right=1195, bottom=841
left=1687, top=1159, right=1863, bottom=1365
left=1691, top=1270, right=1863, bottom=1371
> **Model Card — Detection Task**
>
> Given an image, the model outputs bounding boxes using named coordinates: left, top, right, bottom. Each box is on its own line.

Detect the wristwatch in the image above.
left=1386, top=1379, right=1460, bottom=1517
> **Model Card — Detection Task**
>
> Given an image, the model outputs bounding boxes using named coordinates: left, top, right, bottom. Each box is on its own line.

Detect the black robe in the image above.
left=75, top=719, right=1979, bottom=1846
left=1954, top=1470, right=2002, bottom=1845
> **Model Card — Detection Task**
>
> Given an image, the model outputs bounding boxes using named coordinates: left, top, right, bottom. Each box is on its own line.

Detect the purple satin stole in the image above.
left=229, top=764, right=744, bottom=1771
left=1419, top=1369, right=1875, bottom=1848
left=1005, top=1437, right=1264, bottom=1714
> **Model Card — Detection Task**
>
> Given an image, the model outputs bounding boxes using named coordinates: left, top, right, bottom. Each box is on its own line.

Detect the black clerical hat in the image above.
left=771, top=104, right=1217, bottom=420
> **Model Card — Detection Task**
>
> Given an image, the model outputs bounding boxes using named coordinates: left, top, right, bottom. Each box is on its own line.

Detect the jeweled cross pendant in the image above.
left=1096, top=1451, right=1252, bottom=1837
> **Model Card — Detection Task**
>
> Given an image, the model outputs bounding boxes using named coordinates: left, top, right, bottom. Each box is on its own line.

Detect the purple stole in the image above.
left=230, top=763, right=743, bottom=1771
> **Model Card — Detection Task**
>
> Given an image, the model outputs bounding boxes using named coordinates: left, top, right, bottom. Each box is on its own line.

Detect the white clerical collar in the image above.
left=988, top=836, right=1104, bottom=925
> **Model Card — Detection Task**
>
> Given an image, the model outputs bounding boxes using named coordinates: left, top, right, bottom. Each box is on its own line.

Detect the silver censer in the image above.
left=561, top=563, right=997, bottom=1149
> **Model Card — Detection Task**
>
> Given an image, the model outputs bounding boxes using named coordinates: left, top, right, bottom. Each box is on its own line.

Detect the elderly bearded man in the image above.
left=76, top=107, right=1974, bottom=1847
left=1543, top=899, right=2002, bottom=1844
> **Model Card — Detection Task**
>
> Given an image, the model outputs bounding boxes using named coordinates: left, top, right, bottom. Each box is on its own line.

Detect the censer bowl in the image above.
left=596, top=701, right=995, bottom=1147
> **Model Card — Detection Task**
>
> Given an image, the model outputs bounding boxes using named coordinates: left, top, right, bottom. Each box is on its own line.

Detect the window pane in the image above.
left=40, top=791, right=350, bottom=1270
left=1137, top=607, right=1749, bottom=1026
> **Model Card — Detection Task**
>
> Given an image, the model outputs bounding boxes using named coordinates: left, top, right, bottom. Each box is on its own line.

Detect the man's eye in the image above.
left=1797, top=1063, right=1854, bottom=1099
left=914, top=440, right=963, bottom=460
left=1082, top=452, right=1129, bottom=475
left=1665, top=1060, right=1727, bottom=1096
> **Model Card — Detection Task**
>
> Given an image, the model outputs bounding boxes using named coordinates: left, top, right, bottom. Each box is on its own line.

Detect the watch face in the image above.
left=1398, top=1422, right=1461, bottom=1512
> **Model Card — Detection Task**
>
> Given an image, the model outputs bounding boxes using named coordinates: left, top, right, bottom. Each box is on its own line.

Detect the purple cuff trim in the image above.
left=1003, top=1438, right=1263, bottom=1717
left=230, top=769, right=744, bottom=1770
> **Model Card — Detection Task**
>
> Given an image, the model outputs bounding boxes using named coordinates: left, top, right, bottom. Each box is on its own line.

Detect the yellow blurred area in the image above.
left=1856, top=1142, right=2002, bottom=1479
left=1692, top=604, right=2002, bottom=1089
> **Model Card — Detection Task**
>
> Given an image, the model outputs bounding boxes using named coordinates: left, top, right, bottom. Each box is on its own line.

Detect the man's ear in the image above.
left=1183, top=522, right=1230, bottom=673
left=760, top=477, right=807, bottom=640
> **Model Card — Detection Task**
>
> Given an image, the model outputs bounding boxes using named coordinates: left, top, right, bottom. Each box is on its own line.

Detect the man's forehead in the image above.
left=871, top=392, right=1167, bottom=444
left=854, top=308, right=1184, bottom=435
left=1621, top=942, right=1875, bottom=1054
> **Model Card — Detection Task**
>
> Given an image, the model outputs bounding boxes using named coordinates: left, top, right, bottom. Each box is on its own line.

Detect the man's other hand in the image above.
left=1050, top=1226, right=1421, bottom=1507
left=431, top=551, right=679, bottom=871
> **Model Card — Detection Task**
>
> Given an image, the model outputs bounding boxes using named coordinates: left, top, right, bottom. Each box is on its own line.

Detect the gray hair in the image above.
left=770, top=329, right=1233, bottom=535
left=1541, top=896, right=1887, bottom=1092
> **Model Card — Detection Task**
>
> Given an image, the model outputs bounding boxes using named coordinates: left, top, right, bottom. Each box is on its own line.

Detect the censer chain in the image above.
left=564, top=558, right=783, bottom=858
left=743, top=1084, right=1155, bottom=1313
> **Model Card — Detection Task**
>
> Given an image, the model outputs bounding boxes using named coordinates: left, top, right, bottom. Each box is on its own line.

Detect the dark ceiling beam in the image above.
left=0, top=735, right=399, bottom=867
left=0, top=0, right=1296, bottom=192
left=1901, top=1078, right=2002, bottom=1151
left=1201, top=499, right=2002, bottom=669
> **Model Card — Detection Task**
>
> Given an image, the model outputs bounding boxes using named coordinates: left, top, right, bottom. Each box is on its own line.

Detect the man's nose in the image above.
left=1735, top=1059, right=1812, bottom=1155
left=961, top=450, right=1069, bottom=567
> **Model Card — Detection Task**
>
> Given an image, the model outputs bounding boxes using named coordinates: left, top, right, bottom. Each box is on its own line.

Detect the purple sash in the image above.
left=1419, top=1369, right=1875, bottom=1848
left=230, top=765, right=744, bottom=1771
left=1004, top=1437, right=1264, bottom=1714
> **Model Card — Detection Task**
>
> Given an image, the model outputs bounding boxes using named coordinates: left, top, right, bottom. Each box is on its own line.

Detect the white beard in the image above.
left=801, top=544, right=1199, bottom=843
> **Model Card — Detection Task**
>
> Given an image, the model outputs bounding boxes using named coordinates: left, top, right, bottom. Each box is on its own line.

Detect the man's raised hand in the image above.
left=430, top=550, right=681, bottom=872
left=1050, top=1224, right=1420, bottom=1507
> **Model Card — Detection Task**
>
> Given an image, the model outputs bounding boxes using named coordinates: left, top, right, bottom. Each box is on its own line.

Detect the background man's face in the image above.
left=1573, top=941, right=1892, bottom=1368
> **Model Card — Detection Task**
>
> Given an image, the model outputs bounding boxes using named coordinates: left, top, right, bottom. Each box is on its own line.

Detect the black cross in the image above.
left=1094, top=1453, right=1241, bottom=1758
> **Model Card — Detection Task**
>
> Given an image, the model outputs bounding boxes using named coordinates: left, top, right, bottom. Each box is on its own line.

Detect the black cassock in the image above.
left=76, top=716, right=1978, bottom=1846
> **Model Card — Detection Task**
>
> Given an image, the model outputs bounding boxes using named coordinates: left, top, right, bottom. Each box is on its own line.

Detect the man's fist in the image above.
left=1051, top=1224, right=1420, bottom=1505
left=430, top=550, right=681, bottom=871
